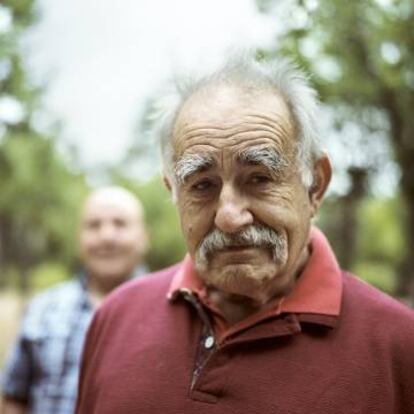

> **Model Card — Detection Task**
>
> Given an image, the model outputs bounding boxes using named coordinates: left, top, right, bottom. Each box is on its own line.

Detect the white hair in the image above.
left=152, top=51, right=324, bottom=191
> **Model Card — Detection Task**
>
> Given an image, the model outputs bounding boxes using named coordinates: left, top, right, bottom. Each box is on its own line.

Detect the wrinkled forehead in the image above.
left=172, top=84, right=296, bottom=180
left=173, top=84, right=295, bottom=148
left=175, top=83, right=292, bottom=129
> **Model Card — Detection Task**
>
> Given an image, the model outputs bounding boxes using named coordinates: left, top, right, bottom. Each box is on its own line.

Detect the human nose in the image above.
left=98, top=223, right=117, bottom=241
left=214, top=184, right=253, bottom=234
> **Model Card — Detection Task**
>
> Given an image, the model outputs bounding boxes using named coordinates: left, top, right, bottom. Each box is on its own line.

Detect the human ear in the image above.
left=163, top=173, right=177, bottom=203
left=163, top=174, right=172, bottom=193
left=308, top=154, right=332, bottom=216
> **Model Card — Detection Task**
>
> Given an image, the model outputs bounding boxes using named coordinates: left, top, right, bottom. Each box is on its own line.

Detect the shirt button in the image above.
left=204, top=335, right=215, bottom=349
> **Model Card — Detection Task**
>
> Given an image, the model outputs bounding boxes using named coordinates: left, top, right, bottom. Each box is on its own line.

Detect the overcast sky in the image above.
left=24, top=0, right=275, bottom=170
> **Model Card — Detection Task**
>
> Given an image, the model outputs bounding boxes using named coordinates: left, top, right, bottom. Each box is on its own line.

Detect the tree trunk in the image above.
left=336, top=167, right=368, bottom=270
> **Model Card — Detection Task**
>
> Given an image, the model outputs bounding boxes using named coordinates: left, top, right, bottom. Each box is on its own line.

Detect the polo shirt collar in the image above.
left=281, top=227, right=342, bottom=317
left=167, top=227, right=343, bottom=326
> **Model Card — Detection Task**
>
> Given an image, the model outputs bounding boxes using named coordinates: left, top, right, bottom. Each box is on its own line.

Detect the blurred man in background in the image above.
left=1, top=186, right=148, bottom=414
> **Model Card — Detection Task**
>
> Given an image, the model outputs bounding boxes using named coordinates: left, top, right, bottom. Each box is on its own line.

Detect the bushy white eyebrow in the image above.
left=237, top=147, right=288, bottom=174
left=174, top=154, right=215, bottom=184
left=174, top=146, right=288, bottom=185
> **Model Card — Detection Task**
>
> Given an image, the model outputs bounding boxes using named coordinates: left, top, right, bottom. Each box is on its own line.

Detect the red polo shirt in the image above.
left=76, top=227, right=414, bottom=414
left=168, top=227, right=342, bottom=340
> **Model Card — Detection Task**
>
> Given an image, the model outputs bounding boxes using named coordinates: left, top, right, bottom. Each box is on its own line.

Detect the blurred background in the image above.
left=0, top=0, right=412, bottom=366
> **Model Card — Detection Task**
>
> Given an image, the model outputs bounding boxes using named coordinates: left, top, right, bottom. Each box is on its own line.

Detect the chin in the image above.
left=89, top=264, right=129, bottom=280
left=200, top=262, right=286, bottom=303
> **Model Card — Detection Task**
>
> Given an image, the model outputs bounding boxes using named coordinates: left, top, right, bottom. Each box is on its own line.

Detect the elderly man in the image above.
left=1, top=187, right=148, bottom=414
left=76, top=54, right=414, bottom=414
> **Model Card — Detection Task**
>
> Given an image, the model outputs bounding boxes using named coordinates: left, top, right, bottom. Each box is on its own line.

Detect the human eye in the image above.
left=113, top=218, right=127, bottom=228
left=191, top=178, right=216, bottom=192
left=86, top=219, right=100, bottom=230
left=248, top=173, right=272, bottom=185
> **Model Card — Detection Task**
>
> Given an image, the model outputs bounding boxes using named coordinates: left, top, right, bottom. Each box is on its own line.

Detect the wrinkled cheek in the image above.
left=272, top=234, right=289, bottom=266
left=183, top=216, right=208, bottom=253
left=183, top=223, right=194, bottom=246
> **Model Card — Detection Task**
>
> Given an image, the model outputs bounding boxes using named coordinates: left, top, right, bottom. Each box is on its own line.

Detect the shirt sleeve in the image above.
left=1, top=330, right=33, bottom=403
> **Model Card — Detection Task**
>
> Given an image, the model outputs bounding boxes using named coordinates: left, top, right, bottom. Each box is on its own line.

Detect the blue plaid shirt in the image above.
left=1, top=277, right=93, bottom=414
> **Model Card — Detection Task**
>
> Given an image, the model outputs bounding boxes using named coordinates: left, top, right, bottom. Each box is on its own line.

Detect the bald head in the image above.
left=82, top=186, right=144, bottom=222
left=80, top=186, right=148, bottom=292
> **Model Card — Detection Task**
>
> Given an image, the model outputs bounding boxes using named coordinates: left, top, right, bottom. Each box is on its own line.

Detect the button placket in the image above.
left=181, top=291, right=217, bottom=392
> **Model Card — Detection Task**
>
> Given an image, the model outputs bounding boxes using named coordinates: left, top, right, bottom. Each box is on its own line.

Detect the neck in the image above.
left=86, top=275, right=125, bottom=309
left=208, top=289, right=273, bottom=325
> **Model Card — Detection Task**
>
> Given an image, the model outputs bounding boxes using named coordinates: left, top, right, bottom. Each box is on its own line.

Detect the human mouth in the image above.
left=212, top=245, right=265, bottom=258
left=210, top=246, right=273, bottom=266
left=218, top=245, right=256, bottom=252
left=93, top=249, right=121, bottom=258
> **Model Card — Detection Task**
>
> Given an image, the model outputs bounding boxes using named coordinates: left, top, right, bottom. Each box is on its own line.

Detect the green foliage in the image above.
left=353, top=196, right=405, bottom=293
left=357, top=196, right=405, bottom=264
left=0, top=131, right=89, bottom=270
left=2, top=0, right=36, bottom=27
left=352, top=262, right=396, bottom=295
left=0, top=264, right=67, bottom=293
left=30, top=262, right=71, bottom=292
left=0, top=1, right=89, bottom=293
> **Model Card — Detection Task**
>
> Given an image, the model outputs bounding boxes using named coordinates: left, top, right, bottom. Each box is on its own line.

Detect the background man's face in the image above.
left=171, top=84, right=322, bottom=303
left=80, top=195, right=146, bottom=285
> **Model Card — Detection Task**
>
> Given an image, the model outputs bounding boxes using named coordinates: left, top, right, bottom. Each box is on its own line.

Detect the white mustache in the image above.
left=196, top=225, right=287, bottom=266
